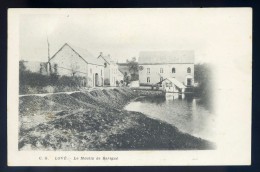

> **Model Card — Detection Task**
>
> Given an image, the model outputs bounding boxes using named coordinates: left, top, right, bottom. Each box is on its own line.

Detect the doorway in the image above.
left=95, top=73, right=99, bottom=86
left=187, top=78, right=192, bottom=86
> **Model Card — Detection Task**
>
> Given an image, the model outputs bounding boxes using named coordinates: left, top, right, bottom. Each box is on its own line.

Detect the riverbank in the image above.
left=19, top=88, right=215, bottom=150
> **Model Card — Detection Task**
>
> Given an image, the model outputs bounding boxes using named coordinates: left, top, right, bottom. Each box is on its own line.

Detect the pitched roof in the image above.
left=98, top=54, right=116, bottom=65
left=117, top=70, right=124, bottom=76
left=51, top=43, right=104, bottom=66
left=163, top=77, right=186, bottom=89
left=139, top=51, right=194, bottom=64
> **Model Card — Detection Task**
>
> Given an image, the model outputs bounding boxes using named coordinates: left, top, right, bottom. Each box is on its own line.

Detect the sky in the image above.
left=19, top=9, right=251, bottom=64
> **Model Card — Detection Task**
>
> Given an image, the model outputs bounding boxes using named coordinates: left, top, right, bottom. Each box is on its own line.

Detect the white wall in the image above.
left=103, top=62, right=122, bottom=86
left=104, top=64, right=110, bottom=84
left=50, top=45, right=104, bottom=87
left=117, top=71, right=124, bottom=82
left=50, top=45, right=88, bottom=77
left=88, top=64, right=104, bottom=87
left=139, top=64, right=194, bottom=86
left=109, top=64, right=119, bottom=86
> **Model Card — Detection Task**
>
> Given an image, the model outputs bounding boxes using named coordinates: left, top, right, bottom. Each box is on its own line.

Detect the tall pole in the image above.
left=47, top=37, right=50, bottom=62
left=47, top=36, right=51, bottom=75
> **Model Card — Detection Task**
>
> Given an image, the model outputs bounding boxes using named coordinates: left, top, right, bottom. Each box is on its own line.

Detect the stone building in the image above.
left=97, top=53, right=123, bottom=86
left=49, top=43, right=104, bottom=87
left=138, top=51, right=195, bottom=87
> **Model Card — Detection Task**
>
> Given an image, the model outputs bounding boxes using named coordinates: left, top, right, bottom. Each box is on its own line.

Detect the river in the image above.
left=124, top=96, right=216, bottom=142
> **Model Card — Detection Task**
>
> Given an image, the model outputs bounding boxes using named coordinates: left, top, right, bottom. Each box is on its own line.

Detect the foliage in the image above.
left=123, top=72, right=130, bottom=86
left=116, top=80, right=119, bottom=87
left=19, top=61, right=86, bottom=94
left=194, top=63, right=213, bottom=110
left=19, top=60, right=26, bottom=72
left=194, top=63, right=212, bottom=83
left=126, top=57, right=139, bottom=81
left=57, top=75, right=84, bottom=87
left=130, top=74, right=139, bottom=81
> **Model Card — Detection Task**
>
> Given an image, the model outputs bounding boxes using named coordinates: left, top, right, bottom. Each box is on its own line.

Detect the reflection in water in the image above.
left=124, top=96, right=216, bottom=142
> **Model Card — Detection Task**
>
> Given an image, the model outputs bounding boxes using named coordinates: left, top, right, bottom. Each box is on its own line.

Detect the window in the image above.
left=172, top=67, right=176, bottom=73
left=160, top=77, right=163, bottom=82
left=187, top=67, right=191, bottom=73
left=101, top=70, right=102, bottom=76
left=147, top=68, right=150, bottom=74
left=160, top=68, right=163, bottom=73
left=187, top=78, right=192, bottom=86
left=90, top=68, right=92, bottom=74
left=147, top=77, right=150, bottom=83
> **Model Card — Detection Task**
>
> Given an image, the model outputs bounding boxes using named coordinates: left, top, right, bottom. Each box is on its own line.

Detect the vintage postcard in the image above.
left=8, top=8, right=252, bottom=166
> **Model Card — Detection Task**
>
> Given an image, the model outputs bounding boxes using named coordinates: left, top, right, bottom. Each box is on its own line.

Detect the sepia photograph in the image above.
left=8, top=8, right=252, bottom=166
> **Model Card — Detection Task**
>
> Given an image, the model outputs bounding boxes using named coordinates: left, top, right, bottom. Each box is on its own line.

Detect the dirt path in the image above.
left=19, top=86, right=120, bottom=97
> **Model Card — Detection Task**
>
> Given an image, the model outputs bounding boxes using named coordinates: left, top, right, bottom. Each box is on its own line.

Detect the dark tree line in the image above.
left=194, top=63, right=214, bottom=111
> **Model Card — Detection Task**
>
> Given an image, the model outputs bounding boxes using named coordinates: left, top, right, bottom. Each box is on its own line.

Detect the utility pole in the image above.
left=47, top=37, right=50, bottom=62
left=47, top=36, right=52, bottom=75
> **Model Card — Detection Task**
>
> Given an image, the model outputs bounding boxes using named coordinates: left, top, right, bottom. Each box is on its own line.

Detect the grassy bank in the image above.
left=19, top=88, right=215, bottom=150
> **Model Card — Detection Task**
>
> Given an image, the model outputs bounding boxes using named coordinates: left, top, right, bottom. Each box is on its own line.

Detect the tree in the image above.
left=126, top=57, right=139, bottom=81
left=123, top=72, right=130, bottom=86
left=116, top=80, right=119, bottom=87
left=194, top=63, right=213, bottom=110
left=19, top=60, right=26, bottom=72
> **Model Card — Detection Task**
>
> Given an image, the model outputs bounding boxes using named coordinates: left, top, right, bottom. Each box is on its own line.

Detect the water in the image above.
left=124, top=96, right=216, bottom=142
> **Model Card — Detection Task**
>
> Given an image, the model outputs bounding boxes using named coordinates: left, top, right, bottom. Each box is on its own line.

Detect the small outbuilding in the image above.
left=162, top=78, right=186, bottom=99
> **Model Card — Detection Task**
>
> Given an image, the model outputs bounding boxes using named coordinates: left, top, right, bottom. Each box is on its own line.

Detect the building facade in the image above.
left=138, top=51, right=195, bottom=87
left=97, top=53, right=124, bottom=86
left=49, top=43, right=104, bottom=87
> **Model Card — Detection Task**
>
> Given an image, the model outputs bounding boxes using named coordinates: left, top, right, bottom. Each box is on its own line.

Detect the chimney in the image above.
left=108, top=54, right=110, bottom=58
left=100, top=52, right=103, bottom=56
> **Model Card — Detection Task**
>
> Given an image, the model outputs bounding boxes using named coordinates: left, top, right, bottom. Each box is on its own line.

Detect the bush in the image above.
left=19, top=70, right=86, bottom=94
left=130, top=74, right=139, bottom=81
left=57, top=76, right=82, bottom=87
left=20, top=71, right=49, bottom=87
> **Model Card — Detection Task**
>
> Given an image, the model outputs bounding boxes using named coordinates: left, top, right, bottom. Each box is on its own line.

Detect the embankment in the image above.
left=19, top=88, right=215, bottom=150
